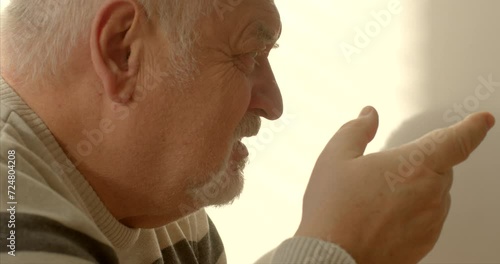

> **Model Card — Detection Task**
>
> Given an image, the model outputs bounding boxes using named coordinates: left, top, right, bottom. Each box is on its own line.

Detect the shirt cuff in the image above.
left=255, top=236, right=357, bottom=264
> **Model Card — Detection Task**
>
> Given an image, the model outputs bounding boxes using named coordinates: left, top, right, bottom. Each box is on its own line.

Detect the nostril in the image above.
left=250, top=109, right=267, bottom=118
left=268, top=105, right=284, bottom=120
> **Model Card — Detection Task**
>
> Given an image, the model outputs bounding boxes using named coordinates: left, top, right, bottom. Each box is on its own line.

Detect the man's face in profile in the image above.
left=134, top=0, right=282, bottom=212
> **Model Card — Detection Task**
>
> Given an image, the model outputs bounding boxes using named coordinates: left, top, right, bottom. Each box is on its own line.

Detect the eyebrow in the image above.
left=256, top=23, right=280, bottom=49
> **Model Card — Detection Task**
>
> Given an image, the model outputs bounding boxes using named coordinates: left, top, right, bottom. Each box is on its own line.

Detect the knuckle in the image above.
left=420, top=171, right=447, bottom=197
left=454, top=129, right=472, bottom=160
left=444, top=169, right=453, bottom=185
left=412, top=162, right=427, bottom=177
left=338, top=119, right=371, bottom=140
left=339, top=119, right=359, bottom=131
left=427, top=183, right=444, bottom=201
left=427, top=195, right=447, bottom=217
left=445, top=193, right=452, bottom=207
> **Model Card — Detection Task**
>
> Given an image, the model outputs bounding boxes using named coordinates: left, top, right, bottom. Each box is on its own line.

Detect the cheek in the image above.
left=204, top=62, right=252, bottom=117
left=196, top=65, right=252, bottom=155
left=223, top=72, right=253, bottom=132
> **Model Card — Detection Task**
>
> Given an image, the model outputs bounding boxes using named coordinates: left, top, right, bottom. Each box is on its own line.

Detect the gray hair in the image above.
left=0, top=0, right=214, bottom=84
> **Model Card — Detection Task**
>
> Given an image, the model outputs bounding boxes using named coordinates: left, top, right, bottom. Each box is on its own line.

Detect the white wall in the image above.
left=209, top=0, right=408, bottom=262
left=208, top=0, right=500, bottom=263
left=0, top=0, right=7, bottom=10
left=2, top=0, right=498, bottom=263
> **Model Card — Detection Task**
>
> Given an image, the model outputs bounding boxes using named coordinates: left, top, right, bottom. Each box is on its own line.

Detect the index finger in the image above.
left=408, top=112, right=495, bottom=173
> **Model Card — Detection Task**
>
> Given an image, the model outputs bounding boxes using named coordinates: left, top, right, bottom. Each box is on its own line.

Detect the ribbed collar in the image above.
left=0, top=75, right=141, bottom=249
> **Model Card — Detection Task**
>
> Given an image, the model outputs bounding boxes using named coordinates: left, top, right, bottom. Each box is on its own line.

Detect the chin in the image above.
left=187, top=153, right=248, bottom=209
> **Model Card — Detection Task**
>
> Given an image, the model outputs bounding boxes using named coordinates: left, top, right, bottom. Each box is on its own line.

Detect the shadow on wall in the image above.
left=384, top=0, right=500, bottom=263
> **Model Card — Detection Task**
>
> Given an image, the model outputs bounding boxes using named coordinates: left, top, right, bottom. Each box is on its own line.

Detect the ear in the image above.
left=90, top=0, right=144, bottom=104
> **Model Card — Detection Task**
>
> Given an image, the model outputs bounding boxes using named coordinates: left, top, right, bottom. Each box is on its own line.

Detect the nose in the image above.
left=248, top=58, right=283, bottom=120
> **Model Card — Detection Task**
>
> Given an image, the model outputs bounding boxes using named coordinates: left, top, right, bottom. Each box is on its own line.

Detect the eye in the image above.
left=248, top=51, right=261, bottom=65
left=235, top=50, right=264, bottom=74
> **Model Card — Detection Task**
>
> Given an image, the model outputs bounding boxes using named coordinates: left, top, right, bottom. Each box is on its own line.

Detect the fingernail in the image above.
left=487, top=115, right=496, bottom=130
left=359, top=106, right=373, bottom=117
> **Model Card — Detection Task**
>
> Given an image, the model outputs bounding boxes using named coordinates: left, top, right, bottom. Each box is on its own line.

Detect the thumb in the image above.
left=324, top=106, right=379, bottom=160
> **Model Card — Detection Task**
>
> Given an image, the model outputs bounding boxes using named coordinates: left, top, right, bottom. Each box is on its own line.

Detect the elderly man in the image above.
left=0, top=0, right=495, bottom=263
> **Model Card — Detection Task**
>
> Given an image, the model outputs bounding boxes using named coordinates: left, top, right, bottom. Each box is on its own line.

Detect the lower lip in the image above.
left=233, top=141, right=249, bottom=159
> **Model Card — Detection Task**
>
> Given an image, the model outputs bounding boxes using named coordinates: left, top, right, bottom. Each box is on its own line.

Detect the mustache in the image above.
left=234, top=113, right=261, bottom=139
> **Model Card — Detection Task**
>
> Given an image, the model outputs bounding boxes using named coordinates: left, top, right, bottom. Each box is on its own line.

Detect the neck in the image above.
left=1, top=68, right=200, bottom=228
